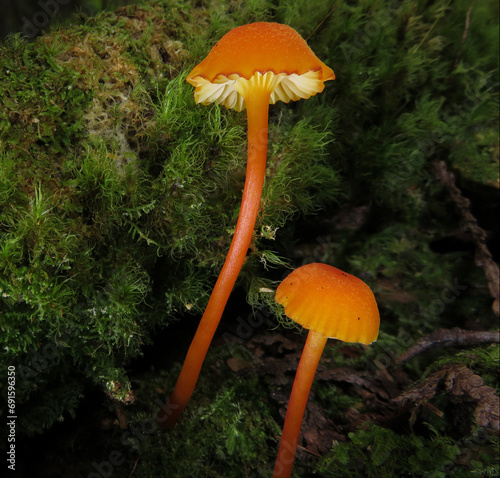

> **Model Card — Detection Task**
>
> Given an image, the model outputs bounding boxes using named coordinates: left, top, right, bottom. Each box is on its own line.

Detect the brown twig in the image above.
left=453, top=0, right=477, bottom=70
left=433, top=160, right=500, bottom=316
left=396, top=327, right=500, bottom=364
left=129, top=457, right=139, bottom=477
left=306, top=5, right=338, bottom=41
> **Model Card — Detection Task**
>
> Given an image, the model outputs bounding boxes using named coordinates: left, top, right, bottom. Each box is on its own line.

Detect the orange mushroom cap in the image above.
left=186, top=22, right=335, bottom=112
left=188, top=22, right=334, bottom=81
left=275, top=263, right=380, bottom=345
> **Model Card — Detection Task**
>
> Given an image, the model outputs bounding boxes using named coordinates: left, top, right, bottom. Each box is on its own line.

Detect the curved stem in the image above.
left=273, top=331, right=327, bottom=478
left=158, top=89, right=271, bottom=428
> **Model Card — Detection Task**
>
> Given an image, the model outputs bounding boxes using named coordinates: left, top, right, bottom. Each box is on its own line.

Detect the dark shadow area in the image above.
left=0, top=0, right=134, bottom=41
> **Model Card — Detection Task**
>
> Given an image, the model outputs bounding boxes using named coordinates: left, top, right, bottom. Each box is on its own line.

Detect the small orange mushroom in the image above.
left=272, top=263, right=380, bottom=478
left=158, top=23, right=334, bottom=428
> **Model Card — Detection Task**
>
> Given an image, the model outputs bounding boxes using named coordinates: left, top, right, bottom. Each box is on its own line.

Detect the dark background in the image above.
left=0, top=0, right=133, bottom=40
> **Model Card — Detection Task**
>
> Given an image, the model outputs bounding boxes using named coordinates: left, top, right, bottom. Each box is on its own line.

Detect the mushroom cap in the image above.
left=186, top=22, right=335, bottom=111
left=188, top=22, right=334, bottom=81
left=275, top=263, right=380, bottom=345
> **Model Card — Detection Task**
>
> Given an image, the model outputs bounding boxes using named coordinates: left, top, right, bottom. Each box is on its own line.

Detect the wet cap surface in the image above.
left=275, top=263, right=380, bottom=345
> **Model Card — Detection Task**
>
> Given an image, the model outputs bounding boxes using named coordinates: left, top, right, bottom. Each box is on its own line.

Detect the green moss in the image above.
left=315, top=423, right=473, bottom=478
left=0, top=0, right=498, bottom=476
left=428, top=345, right=500, bottom=389
left=117, top=345, right=280, bottom=478
left=315, top=383, right=362, bottom=424
left=0, top=0, right=337, bottom=437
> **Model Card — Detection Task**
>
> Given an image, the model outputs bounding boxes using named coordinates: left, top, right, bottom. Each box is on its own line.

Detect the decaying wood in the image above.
left=393, top=363, right=499, bottom=430
left=433, top=160, right=500, bottom=316
left=396, top=327, right=500, bottom=363
left=231, top=331, right=499, bottom=461
left=238, top=333, right=411, bottom=453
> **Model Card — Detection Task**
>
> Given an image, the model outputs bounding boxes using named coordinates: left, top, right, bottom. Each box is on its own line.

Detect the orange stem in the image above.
left=158, top=88, right=271, bottom=428
left=273, top=331, right=327, bottom=478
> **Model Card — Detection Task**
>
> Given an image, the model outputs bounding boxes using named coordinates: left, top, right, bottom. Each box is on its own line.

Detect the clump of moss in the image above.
left=126, top=356, right=281, bottom=478
left=274, top=0, right=498, bottom=359
left=277, top=0, right=498, bottom=213
left=0, top=0, right=337, bottom=437
left=314, top=423, right=498, bottom=478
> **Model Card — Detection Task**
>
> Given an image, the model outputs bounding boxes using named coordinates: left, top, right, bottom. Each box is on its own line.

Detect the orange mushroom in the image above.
left=272, top=263, right=380, bottom=478
left=158, top=23, right=334, bottom=428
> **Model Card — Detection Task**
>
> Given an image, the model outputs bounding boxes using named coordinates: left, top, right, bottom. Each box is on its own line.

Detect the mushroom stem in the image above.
left=158, top=88, right=271, bottom=428
left=273, top=330, right=327, bottom=478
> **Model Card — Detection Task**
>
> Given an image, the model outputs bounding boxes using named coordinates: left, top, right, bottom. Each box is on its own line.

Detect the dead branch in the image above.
left=433, top=160, right=500, bottom=316
left=396, top=327, right=500, bottom=364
